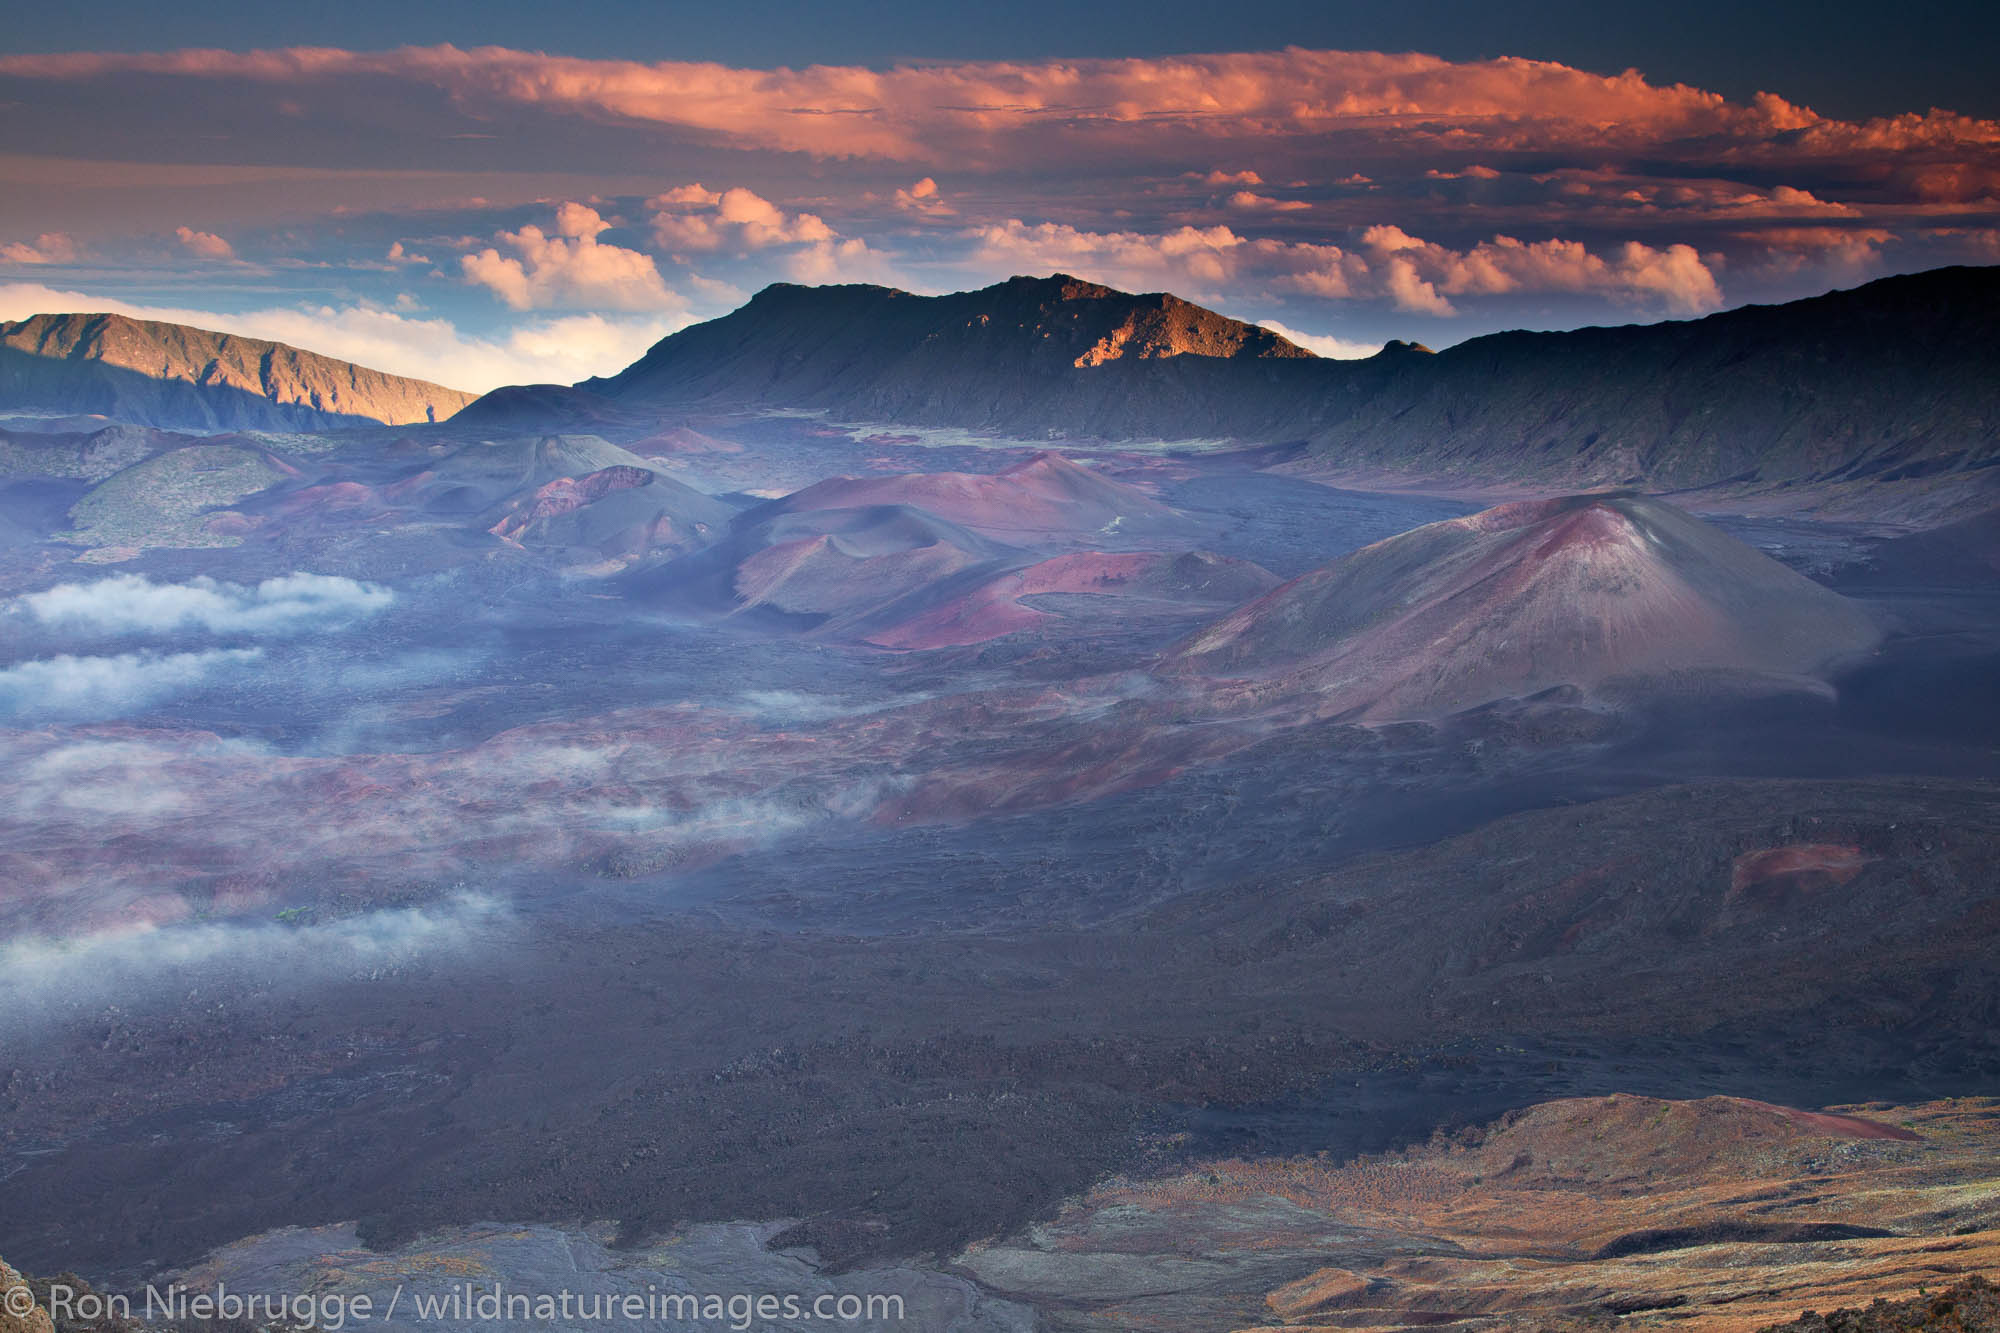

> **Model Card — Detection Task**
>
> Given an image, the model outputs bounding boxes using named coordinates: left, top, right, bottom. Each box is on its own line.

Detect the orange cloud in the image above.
left=7, top=44, right=1994, bottom=176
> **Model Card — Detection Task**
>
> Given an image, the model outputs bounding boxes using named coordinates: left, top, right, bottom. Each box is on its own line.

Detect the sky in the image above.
left=2, top=0, right=1997, bottom=392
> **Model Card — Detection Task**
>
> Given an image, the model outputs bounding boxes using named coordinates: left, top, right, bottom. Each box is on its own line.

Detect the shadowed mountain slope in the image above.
left=483, top=266, right=2000, bottom=519
left=0, top=312, right=475, bottom=431
left=560, top=273, right=1316, bottom=439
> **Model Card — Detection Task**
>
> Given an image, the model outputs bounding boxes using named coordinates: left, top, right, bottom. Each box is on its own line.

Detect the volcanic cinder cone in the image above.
left=1168, top=492, right=1882, bottom=719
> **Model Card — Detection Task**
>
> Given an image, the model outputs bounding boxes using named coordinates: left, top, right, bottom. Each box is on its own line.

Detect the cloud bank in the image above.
left=16, top=572, right=393, bottom=637
left=7, top=45, right=1993, bottom=178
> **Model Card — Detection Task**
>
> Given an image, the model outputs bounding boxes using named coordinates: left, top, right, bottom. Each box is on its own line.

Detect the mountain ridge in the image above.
left=0, top=311, right=476, bottom=432
left=591, top=273, right=1312, bottom=402
left=504, top=265, right=2000, bottom=521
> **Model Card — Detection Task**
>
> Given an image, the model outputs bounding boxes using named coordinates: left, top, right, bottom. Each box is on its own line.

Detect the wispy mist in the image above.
left=0, top=647, right=261, bottom=717
left=0, top=894, right=511, bottom=1035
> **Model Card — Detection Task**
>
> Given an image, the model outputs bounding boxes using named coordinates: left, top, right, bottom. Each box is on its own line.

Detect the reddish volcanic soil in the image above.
left=730, top=528, right=986, bottom=620
left=1735, top=1099, right=1921, bottom=1142
left=863, top=550, right=1278, bottom=649
left=487, top=463, right=727, bottom=561
left=1732, top=843, right=1873, bottom=894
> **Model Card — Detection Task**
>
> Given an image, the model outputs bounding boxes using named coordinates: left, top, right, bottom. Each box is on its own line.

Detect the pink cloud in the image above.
left=893, top=177, right=954, bottom=216
left=970, top=219, right=1248, bottom=294
left=646, top=184, right=835, bottom=253
left=1527, top=169, right=1867, bottom=221
left=1355, top=227, right=1723, bottom=315
left=783, top=236, right=896, bottom=285
left=0, top=232, right=80, bottom=264
left=1226, top=191, right=1311, bottom=212
left=174, top=225, right=235, bottom=260
left=460, top=203, right=679, bottom=310
left=1742, top=226, right=1897, bottom=277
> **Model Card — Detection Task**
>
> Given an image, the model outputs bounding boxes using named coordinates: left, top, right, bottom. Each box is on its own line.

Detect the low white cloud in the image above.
left=1257, top=319, right=1382, bottom=359
left=17, top=572, right=392, bottom=637
left=462, top=202, right=681, bottom=311
left=0, top=648, right=259, bottom=716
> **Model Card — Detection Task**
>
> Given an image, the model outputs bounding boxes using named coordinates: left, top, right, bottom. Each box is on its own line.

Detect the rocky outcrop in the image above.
left=0, top=1257, right=53, bottom=1333
left=962, top=1094, right=2000, bottom=1332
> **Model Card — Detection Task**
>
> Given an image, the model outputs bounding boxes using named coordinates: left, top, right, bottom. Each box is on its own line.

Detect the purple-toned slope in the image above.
left=765, top=452, right=1182, bottom=542
left=1168, top=493, right=1882, bottom=719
